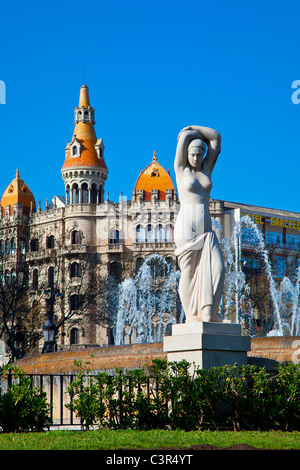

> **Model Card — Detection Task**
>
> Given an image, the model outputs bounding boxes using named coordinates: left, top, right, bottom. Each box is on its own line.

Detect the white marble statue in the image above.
left=174, top=125, right=225, bottom=322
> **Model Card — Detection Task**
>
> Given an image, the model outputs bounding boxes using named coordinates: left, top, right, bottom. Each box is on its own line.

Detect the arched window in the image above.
left=136, top=225, right=145, bottom=243
left=70, top=328, right=79, bottom=345
left=72, top=184, right=79, bottom=204
left=90, top=184, right=97, bottom=204
left=82, top=183, right=88, bottom=203
left=155, top=224, right=164, bottom=242
left=11, top=238, right=16, bottom=254
left=66, top=185, right=70, bottom=205
left=71, top=230, right=81, bottom=244
left=70, top=294, right=84, bottom=311
left=46, top=235, right=55, bottom=249
left=70, top=262, right=81, bottom=278
left=146, top=224, right=155, bottom=242
left=72, top=146, right=78, bottom=156
left=32, top=269, right=39, bottom=290
left=109, top=229, right=119, bottom=244
left=30, top=239, right=39, bottom=252
left=165, top=224, right=174, bottom=242
left=19, top=239, right=26, bottom=254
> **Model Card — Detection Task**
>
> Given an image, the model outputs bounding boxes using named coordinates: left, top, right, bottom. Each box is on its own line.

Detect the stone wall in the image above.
left=14, top=336, right=300, bottom=375
left=248, top=336, right=300, bottom=368
left=14, top=342, right=166, bottom=375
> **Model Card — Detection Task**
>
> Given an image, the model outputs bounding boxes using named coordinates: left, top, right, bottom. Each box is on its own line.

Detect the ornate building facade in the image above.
left=0, top=85, right=180, bottom=353
left=1, top=84, right=300, bottom=358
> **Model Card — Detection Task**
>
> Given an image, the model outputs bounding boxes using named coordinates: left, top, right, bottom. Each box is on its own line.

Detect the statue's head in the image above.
left=187, top=139, right=207, bottom=169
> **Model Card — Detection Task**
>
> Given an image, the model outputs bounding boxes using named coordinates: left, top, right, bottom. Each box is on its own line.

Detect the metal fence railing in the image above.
left=1, top=372, right=160, bottom=428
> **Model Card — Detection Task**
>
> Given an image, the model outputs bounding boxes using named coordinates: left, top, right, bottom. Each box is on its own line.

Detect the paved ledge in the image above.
left=13, top=335, right=300, bottom=375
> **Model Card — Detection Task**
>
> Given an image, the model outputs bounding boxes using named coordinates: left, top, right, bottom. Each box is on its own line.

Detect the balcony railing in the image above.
left=107, top=243, right=124, bottom=252
left=134, top=241, right=175, bottom=252
left=62, top=245, right=88, bottom=255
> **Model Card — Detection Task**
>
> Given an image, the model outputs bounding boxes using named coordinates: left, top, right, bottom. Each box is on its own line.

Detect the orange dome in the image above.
left=61, top=85, right=108, bottom=172
left=134, top=151, right=175, bottom=201
left=1, top=169, right=36, bottom=215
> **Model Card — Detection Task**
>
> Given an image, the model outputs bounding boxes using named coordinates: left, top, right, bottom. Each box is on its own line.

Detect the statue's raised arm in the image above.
left=175, top=125, right=221, bottom=175
left=173, top=124, right=225, bottom=323
left=174, top=129, right=200, bottom=174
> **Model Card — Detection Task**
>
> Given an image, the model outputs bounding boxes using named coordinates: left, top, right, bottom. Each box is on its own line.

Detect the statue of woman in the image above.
left=174, top=125, right=225, bottom=322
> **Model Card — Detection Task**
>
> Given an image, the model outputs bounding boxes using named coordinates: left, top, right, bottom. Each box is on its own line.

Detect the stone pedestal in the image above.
left=163, top=322, right=251, bottom=370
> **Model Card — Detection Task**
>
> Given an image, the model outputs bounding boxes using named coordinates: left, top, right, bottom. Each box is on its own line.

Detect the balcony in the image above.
left=62, top=245, right=88, bottom=255
left=107, top=243, right=124, bottom=253
left=25, top=249, right=47, bottom=261
left=64, top=203, right=97, bottom=214
left=134, top=241, right=175, bottom=252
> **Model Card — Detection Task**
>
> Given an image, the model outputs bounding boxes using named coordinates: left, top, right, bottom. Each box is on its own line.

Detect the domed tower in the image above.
left=0, top=169, right=36, bottom=216
left=61, top=84, right=108, bottom=204
left=132, top=151, right=177, bottom=245
left=133, top=151, right=176, bottom=204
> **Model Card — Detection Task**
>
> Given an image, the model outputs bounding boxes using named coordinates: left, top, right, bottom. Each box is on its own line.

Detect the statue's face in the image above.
left=188, top=139, right=206, bottom=169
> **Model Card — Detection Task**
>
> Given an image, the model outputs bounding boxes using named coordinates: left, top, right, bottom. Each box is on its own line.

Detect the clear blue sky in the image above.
left=1, top=0, right=300, bottom=213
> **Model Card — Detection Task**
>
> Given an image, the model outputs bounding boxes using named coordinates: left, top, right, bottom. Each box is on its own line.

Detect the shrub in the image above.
left=2, top=360, right=299, bottom=432
left=215, top=364, right=273, bottom=430
left=273, top=363, right=300, bottom=430
left=66, top=360, right=108, bottom=430
left=119, top=368, right=156, bottom=429
left=203, top=363, right=300, bottom=431
left=158, top=360, right=222, bottom=431
left=0, top=366, right=52, bottom=433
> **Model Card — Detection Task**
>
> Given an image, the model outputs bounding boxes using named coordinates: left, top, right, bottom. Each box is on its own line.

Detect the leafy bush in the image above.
left=65, top=360, right=108, bottom=430
left=156, top=360, right=222, bottom=430
left=273, top=363, right=300, bottom=430
left=217, top=362, right=300, bottom=431
left=0, top=366, right=52, bottom=433
left=66, top=362, right=167, bottom=430
left=1, top=360, right=299, bottom=432
left=66, top=359, right=300, bottom=431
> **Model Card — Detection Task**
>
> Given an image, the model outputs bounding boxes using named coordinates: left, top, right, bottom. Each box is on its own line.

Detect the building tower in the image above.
left=61, top=84, right=108, bottom=204
left=131, top=151, right=177, bottom=245
left=0, top=169, right=36, bottom=216
left=133, top=151, right=176, bottom=205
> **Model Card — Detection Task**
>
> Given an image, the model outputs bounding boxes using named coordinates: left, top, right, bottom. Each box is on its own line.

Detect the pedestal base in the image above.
left=163, top=322, right=251, bottom=370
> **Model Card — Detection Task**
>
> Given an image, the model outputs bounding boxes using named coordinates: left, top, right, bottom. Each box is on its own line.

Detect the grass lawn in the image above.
left=0, top=429, right=299, bottom=450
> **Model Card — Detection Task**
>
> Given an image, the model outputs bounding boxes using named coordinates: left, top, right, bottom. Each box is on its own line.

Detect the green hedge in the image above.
left=0, top=360, right=299, bottom=432
left=66, top=359, right=300, bottom=432
left=0, top=366, right=52, bottom=433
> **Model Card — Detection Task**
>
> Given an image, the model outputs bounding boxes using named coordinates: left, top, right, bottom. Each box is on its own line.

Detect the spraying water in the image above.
left=113, top=216, right=300, bottom=343
left=225, top=215, right=300, bottom=336
left=114, top=254, right=181, bottom=345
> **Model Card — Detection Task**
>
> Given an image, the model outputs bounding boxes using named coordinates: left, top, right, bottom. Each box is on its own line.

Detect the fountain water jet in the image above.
left=113, top=216, right=300, bottom=344
left=225, top=215, right=300, bottom=336
left=114, top=254, right=181, bottom=345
